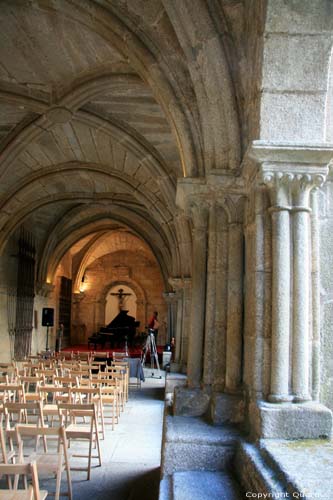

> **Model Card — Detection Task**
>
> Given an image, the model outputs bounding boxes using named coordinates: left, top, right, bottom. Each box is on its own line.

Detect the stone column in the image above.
left=249, top=142, right=333, bottom=439
left=311, top=190, right=320, bottom=401
left=203, top=202, right=217, bottom=386
left=187, top=201, right=208, bottom=388
left=225, top=221, right=244, bottom=393
left=262, top=172, right=292, bottom=403
left=181, top=278, right=192, bottom=368
left=163, top=291, right=177, bottom=345
left=168, top=278, right=187, bottom=366
left=291, top=174, right=326, bottom=402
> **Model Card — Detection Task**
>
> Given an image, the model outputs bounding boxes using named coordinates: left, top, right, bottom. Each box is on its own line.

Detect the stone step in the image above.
left=235, top=441, right=292, bottom=496
left=159, top=471, right=243, bottom=500
left=161, top=410, right=239, bottom=476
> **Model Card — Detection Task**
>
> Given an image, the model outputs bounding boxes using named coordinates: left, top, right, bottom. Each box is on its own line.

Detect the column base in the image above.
left=256, top=400, right=332, bottom=439
left=268, top=393, right=293, bottom=403
left=173, top=386, right=210, bottom=417
left=293, top=394, right=312, bottom=403
left=210, top=393, right=245, bottom=425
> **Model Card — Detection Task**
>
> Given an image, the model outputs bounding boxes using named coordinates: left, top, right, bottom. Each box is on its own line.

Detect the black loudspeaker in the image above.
left=42, top=308, right=54, bottom=327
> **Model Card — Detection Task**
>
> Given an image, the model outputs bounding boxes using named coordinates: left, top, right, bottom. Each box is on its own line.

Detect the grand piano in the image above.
left=88, top=310, right=140, bottom=349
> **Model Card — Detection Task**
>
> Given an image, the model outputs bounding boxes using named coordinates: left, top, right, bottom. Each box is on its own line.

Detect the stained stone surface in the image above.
left=261, top=439, right=333, bottom=500
left=173, top=386, right=210, bottom=417
left=258, top=401, right=333, bottom=440
left=210, top=393, right=245, bottom=425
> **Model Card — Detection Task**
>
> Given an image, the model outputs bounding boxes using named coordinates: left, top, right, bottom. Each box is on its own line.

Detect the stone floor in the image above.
left=39, top=370, right=166, bottom=500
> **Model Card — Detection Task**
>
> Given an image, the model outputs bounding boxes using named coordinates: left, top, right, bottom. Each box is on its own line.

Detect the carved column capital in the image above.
left=260, top=169, right=292, bottom=208
left=260, top=166, right=328, bottom=210
left=163, top=291, right=178, bottom=303
left=290, top=172, right=326, bottom=209
left=188, top=199, right=210, bottom=231
left=168, top=277, right=192, bottom=294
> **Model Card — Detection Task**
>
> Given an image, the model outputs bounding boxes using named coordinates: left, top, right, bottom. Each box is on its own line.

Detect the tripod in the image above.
left=141, top=329, right=161, bottom=379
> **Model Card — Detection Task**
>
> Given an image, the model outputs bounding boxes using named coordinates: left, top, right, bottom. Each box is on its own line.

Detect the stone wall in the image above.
left=0, top=235, right=18, bottom=362
left=260, top=0, right=333, bottom=143
left=71, top=249, right=167, bottom=345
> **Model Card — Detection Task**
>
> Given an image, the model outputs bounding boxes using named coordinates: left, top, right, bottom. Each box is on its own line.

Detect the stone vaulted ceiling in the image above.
left=0, top=0, right=242, bottom=283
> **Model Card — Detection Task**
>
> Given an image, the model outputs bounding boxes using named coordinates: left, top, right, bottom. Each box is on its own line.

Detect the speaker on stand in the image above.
left=42, top=308, right=54, bottom=350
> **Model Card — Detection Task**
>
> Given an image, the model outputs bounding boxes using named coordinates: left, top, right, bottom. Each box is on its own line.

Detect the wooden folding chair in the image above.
left=3, top=402, right=47, bottom=454
left=0, top=461, right=48, bottom=499
left=16, top=424, right=72, bottom=500
left=17, top=377, right=44, bottom=403
left=111, top=361, right=129, bottom=400
left=68, top=386, right=104, bottom=439
left=57, top=403, right=102, bottom=480
left=96, top=384, right=119, bottom=432
left=0, top=427, right=15, bottom=489
left=38, top=384, right=69, bottom=425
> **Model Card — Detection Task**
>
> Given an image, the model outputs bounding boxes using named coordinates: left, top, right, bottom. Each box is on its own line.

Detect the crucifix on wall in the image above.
left=109, top=288, right=132, bottom=312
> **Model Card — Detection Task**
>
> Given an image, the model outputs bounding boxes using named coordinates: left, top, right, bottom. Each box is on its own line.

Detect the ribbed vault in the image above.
left=0, top=0, right=241, bottom=294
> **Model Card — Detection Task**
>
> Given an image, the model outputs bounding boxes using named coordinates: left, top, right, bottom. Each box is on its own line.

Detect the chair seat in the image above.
left=0, top=489, right=48, bottom=500
left=23, top=452, right=72, bottom=472
left=65, top=424, right=92, bottom=438
left=6, top=423, right=48, bottom=438
left=42, top=404, right=58, bottom=414
left=25, top=395, right=44, bottom=402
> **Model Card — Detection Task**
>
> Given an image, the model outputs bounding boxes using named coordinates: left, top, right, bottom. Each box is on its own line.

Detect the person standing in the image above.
left=148, top=311, right=160, bottom=344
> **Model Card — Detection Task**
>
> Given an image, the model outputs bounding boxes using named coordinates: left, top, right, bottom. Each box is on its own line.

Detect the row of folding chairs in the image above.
left=0, top=402, right=101, bottom=498
left=0, top=357, right=131, bottom=497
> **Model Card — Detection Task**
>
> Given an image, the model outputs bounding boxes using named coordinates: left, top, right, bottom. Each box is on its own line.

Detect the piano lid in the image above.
left=106, top=310, right=139, bottom=329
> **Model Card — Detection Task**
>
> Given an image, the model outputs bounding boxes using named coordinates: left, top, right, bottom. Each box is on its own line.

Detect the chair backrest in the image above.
left=18, top=376, right=44, bottom=393
left=4, top=401, right=45, bottom=431
left=0, top=461, right=45, bottom=500
left=68, top=386, right=101, bottom=404
left=57, top=402, right=98, bottom=431
left=0, top=383, right=25, bottom=402
left=16, top=423, right=68, bottom=455
left=92, top=352, right=109, bottom=360
left=112, top=352, right=127, bottom=360
left=54, top=376, right=79, bottom=387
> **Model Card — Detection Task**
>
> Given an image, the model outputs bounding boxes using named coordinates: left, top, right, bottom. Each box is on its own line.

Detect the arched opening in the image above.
left=106, top=284, right=137, bottom=324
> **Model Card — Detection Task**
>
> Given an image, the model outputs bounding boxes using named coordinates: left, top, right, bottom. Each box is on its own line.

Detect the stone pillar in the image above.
left=249, top=142, right=333, bottom=440
left=168, top=278, right=189, bottom=367
left=181, top=278, right=192, bottom=368
left=225, top=221, right=244, bottom=393
left=262, top=172, right=292, bottom=402
left=163, top=291, right=177, bottom=345
left=187, top=201, right=208, bottom=388
left=311, top=190, right=320, bottom=401
left=291, top=174, right=325, bottom=402
left=203, top=202, right=217, bottom=386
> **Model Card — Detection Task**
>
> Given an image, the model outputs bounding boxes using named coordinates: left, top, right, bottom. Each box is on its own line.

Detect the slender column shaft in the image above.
left=203, top=205, right=216, bottom=386
left=269, top=207, right=291, bottom=402
left=311, top=191, right=320, bottom=400
left=187, top=207, right=208, bottom=388
left=174, top=293, right=183, bottom=363
left=292, top=207, right=311, bottom=401
left=181, top=279, right=191, bottom=367
left=225, top=222, right=244, bottom=392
